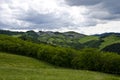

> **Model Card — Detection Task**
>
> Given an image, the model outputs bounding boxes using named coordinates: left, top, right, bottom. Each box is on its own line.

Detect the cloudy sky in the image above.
left=0, top=0, right=120, bottom=35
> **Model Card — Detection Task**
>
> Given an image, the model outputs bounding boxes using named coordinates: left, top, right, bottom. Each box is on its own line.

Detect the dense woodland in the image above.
left=0, top=34, right=120, bottom=74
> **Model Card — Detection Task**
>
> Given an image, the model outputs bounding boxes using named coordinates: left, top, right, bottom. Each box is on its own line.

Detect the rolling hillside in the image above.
left=1, top=29, right=120, bottom=53
left=100, top=34, right=120, bottom=49
left=79, top=36, right=99, bottom=43
left=0, top=52, right=120, bottom=80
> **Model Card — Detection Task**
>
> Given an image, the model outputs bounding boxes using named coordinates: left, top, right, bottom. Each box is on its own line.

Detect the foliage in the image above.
left=83, top=39, right=104, bottom=48
left=72, top=48, right=102, bottom=71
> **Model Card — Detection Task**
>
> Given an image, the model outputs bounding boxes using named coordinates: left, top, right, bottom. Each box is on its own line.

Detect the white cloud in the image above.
left=0, top=0, right=88, bottom=28
left=0, top=0, right=120, bottom=34
left=77, top=21, right=120, bottom=35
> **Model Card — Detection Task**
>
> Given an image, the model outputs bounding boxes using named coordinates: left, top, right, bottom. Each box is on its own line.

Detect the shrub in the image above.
left=71, top=48, right=103, bottom=71
left=101, top=52, right=120, bottom=74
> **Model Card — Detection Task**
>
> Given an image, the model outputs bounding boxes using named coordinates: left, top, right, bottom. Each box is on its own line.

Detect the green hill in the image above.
left=79, top=36, right=99, bottom=43
left=0, top=52, right=55, bottom=69
left=1, top=29, right=120, bottom=51
left=0, top=52, right=119, bottom=80
left=102, top=43, right=120, bottom=54
left=100, top=35, right=120, bottom=49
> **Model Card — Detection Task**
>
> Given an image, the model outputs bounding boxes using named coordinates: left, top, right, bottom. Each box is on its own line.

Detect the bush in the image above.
left=72, top=48, right=120, bottom=74
left=51, top=48, right=76, bottom=67
left=71, top=48, right=103, bottom=71
left=101, top=52, right=120, bottom=74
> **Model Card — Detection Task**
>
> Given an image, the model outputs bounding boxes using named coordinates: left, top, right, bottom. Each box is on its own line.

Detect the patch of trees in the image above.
left=0, top=34, right=120, bottom=74
left=102, top=43, right=120, bottom=54
left=19, top=30, right=39, bottom=43
left=83, top=39, right=104, bottom=48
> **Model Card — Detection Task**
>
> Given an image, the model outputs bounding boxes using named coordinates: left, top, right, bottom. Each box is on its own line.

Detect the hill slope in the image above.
left=0, top=52, right=119, bottom=80
left=1, top=29, right=120, bottom=53
left=0, top=52, right=55, bottom=69
left=100, top=34, right=120, bottom=49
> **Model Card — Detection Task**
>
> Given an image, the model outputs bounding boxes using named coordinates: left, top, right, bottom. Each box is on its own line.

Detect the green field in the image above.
left=0, top=52, right=119, bottom=80
left=79, top=36, right=99, bottom=43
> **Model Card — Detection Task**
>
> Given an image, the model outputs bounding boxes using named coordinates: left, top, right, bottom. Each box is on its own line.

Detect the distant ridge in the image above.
left=94, top=32, right=120, bottom=38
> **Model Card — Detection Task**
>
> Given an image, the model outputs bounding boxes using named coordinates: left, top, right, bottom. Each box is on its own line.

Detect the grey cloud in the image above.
left=16, top=9, right=75, bottom=30
left=87, top=9, right=120, bottom=20
left=0, top=0, right=120, bottom=34
left=18, top=10, right=59, bottom=24
left=66, top=0, right=120, bottom=20
left=66, top=0, right=102, bottom=6
left=0, top=3, right=75, bottom=31
left=0, top=22, right=7, bottom=28
left=103, top=0, right=120, bottom=14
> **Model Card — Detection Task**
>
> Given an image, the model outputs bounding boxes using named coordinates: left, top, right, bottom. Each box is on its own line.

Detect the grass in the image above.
left=0, top=52, right=120, bottom=80
left=0, top=52, right=54, bottom=69
left=79, top=36, right=99, bottom=43
left=12, top=35, right=22, bottom=38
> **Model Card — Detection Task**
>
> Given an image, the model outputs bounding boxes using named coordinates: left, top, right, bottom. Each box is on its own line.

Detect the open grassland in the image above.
left=0, top=52, right=55, bottom=69
left=0, top=52, right=119, bottom=80
left=79, top=36, right=99, bottom=43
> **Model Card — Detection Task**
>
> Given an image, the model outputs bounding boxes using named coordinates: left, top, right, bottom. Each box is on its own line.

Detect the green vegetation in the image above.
left=100, top=35, right=120, bottom=49
left=1, top=29, right=120, bottom=52
left=79, top=36, right=99, bottom=43
left=0, top=34, right=120, bottom=74
left=0, top=52, right=120, bottom=80
left=12, top=34, right=22, bottom=37
left=102, top=43, right=120, bottom=54
left=83, top=39, right=103, bottom=48
left=0, top=30, right=120, bottom=75
left=0, top=52, right=55, bottom=69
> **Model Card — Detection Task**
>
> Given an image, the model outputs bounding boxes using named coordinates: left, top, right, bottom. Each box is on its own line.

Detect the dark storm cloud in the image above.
left=66, top=0, right=120, bottom=20
left=103, top=0, right=120, bottom=14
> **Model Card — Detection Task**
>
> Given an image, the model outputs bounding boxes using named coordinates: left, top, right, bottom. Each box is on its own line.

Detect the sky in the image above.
left=0, top=0, right=120, bottom=35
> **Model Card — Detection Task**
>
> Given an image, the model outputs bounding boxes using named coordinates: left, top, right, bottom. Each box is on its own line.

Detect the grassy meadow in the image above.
left=0, top=52, right=119, bottom=80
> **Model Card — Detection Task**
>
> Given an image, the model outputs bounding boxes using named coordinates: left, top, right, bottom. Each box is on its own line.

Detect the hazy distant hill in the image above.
left=0, top=30, right=24, bottom=36
left=19, top=30, right=86, bottom=49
